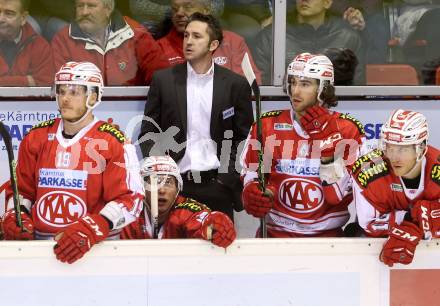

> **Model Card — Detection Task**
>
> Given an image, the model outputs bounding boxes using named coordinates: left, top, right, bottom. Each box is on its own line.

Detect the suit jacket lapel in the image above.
left=211, top=64, right=225, bottom=137
left=175, top=64, right=188, bottom=134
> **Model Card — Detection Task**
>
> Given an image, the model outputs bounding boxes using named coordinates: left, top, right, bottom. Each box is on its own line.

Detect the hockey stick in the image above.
left=0, top=121, right=23, bottom=230
left=241, top=53, right=268, bottom=238
left=150, top=173, right=159, bottom=238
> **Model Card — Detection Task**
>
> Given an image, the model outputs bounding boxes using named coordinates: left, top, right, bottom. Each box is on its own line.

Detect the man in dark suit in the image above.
left=138, top=12, right=253, bottom=219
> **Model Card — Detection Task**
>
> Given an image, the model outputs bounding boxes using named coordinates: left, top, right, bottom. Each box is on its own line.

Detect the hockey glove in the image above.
left=1, top=209, right=34, bottom=240
left=411, top=200, right=440, bottom=239
left=380, top=221, right=422, bottom=267
left=201, top=211, right=236, bottom=248
left=54, top=214, right=110, bottom=264
left=300, top=105, right=342, bottom=158
left=242, top=181, right=275, bottom=218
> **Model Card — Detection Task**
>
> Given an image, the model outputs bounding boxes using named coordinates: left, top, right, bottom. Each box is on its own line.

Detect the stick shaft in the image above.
left=241, top=53, right=267, bottom=238
left=0, top=121, right=22, bottom=229
left=150, top=174, right=159, bottom=238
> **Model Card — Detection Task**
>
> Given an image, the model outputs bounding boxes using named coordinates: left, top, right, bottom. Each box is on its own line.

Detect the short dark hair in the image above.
left=323, top=48, right=358, bottom=86
left=421, top=57, right=440, bottom=85
left=186, top=12, right=223, bottom=45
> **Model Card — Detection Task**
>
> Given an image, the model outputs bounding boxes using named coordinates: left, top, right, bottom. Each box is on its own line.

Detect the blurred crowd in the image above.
left=1, top=0, right=440, bottom=86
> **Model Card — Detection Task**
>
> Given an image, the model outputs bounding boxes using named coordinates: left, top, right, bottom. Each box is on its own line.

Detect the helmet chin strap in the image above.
left=401, top=144, right=427, bottom=178
left=317, top=82, right=325, bottom=105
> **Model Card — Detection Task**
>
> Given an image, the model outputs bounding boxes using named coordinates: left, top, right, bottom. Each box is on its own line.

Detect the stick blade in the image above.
left=241, top=52, right=256, bottom=86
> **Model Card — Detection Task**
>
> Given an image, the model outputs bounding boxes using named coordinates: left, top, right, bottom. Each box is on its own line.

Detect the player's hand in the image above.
left=366, top=212, right=396, bottom=237
left=53, top=214, right=110, bottom=264
left=380, top=221, right=422, bottom=267
left=201, top=212, right=236, bottom=248
left=242, top=181, right=275, bottom=218
left=300, top=105, right=342, bottom=158
left=411, top=200, right=440, bottom=239
left=1, top=209, right=34, bottom=240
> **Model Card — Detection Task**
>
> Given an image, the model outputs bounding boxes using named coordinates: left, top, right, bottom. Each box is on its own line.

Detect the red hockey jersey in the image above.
left=353, top=146, right=440, bottom=236
left=121, top=195, right=213, bottom=239
left=5, top=118, right=144, bottom=239
left=241, top=108, right=365, bottom=237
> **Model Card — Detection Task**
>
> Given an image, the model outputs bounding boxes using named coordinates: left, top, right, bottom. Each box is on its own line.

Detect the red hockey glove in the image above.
left=380, top=221, right=422, bottom=267
left=54, top=214, right=110, bottom=264
left=365, top=212, right=396, bottom=238
left=242, top=181, right=275, bottom=218
left=1, top=209, right=34, bottom=240
left=411, top=200, right=440, bottom=239
left=201, top=212, right=236, bottom=248
left=300, top=106, right=342, bottom=158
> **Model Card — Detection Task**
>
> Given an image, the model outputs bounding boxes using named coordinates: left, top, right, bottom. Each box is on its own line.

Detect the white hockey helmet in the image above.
left=380, top=109, right=429, bottom=162
left=381, top=109, right=429, bottom=145
left=141, top=156, right=183, bottom=191
left=286, top=52, right=334, bottom=103
left=55, top=61, right=104, bottom=109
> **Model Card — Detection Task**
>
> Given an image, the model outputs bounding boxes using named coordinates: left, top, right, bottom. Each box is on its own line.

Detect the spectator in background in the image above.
left=51, top=0, right=168, bottom=86
left=28, top=0, right=72, bottom=41
left=337, top=0, right=389, bottom=64
left=253, top=0, right=364, bottom=84
left=0, top=0, right=54, bottom=86
left=158, top=0, right=261, bottom=83
left=390, top=0, right=438, bottom=48
left=421, top=57, right=440, bottom=85
left=323, top=47, right=358, bottom=85
left=127, top=0, right=171, bottom=39
left=221, top=0, right=272, bottom=47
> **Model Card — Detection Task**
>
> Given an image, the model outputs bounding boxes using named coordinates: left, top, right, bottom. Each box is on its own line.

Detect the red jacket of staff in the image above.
left=51, top=12, right=168, bottom=86
left=0, top=22, right=54, bottom=86
left=158, top=27, right=262, bottom=84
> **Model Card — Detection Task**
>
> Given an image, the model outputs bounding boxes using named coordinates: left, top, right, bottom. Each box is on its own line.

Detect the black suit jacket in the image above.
left=139, top=62, right=253, bottom=195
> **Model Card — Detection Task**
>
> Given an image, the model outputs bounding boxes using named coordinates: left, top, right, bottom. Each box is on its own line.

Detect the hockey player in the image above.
left=353, top=109, right=440, bottom=267
left=122, top=156, right=236, bottom=248
left=1, top=62, right=144, bottom=264
left=241, top=52, right=365, bottom=237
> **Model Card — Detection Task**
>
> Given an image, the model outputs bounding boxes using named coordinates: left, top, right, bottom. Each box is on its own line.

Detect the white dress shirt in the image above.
left=178, top=62, right=220, bottom=173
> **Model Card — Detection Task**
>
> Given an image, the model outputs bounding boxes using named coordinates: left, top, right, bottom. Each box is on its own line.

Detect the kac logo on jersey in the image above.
left=38, top=168, right=87, bottom=190
left=36, top=191, right=87, bottom=227
left=275, top=159, right=320, bottom=177
left=214, top=56, right=227, bottom=65
left=279, top=178, right=324, bottom=213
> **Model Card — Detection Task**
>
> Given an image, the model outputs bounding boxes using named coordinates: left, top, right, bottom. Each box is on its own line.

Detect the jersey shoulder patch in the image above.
left=431, top=164, right=440, bottom=186
left=353, top=149, right=390, bottom=187
left=338, top=113, right=365, bottom=135
left=97, top=123, right=127, bottom=143
left=261, top=110, right=283, bottom=119
left=30, top=119, right=56, bottom=132
left=174, top=198, right=210, bottom=212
